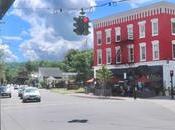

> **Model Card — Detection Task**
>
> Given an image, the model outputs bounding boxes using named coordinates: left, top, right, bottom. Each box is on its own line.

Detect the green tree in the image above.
left=63, top=49, right=93, bottom=81
left=0, top=50, right=5, bottom=84
left=96, top=65, right=113, bottom=96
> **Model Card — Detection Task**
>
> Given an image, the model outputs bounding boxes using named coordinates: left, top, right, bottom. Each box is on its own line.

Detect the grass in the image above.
left=50, top=87, right=85, bottom=95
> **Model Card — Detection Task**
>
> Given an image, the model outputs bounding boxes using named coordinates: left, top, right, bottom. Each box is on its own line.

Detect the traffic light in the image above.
left=73, top=16, right=90, bottom=36
left=73, top=17, right=83, bottom=35
left=82, top=16, right=90, bottom=35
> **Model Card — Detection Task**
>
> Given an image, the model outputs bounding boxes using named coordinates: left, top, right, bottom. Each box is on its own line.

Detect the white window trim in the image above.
left=171, top=18, right=175, bottom=35
left=97, top=49, right=102, bottom=65
left=152, top=40, right=160, bottom=60
left=172, top=40, right=175, bottom=59
left=139, top=42, right=146, bottom=62
left=115, top=46, right=121, bottom=64
left=151, top=18, right=158, bottom=36
left=105, top=29, right=111, bottom=44
left=138, top=20, right=146, bottom=39
left=127, top=24, right=133, bottom=40
left=106, top=48, right=112, bottom=64
left=115, top=27, right=121, bottom=42
left=127, top=44, right=134, bottom=62
left=96, top=31, right=102, bottom=45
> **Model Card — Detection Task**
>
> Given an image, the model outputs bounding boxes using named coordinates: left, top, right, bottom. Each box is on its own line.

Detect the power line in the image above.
left=12, top=0, right=129, bottom=14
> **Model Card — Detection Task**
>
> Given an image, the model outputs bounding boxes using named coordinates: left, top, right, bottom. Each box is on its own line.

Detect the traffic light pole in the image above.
left=170, top=70, right=174, bottom=99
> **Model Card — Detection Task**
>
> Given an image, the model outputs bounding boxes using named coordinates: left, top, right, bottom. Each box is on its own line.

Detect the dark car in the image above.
left=0, top=86, right=12, bottom=98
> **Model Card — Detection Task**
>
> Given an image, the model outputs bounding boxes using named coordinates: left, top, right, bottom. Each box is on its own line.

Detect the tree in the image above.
left=0, top=50, right=5, bottom=84
left=96, top=65, right=113, bottom=96
left=63, top=49, right=93, bottom=81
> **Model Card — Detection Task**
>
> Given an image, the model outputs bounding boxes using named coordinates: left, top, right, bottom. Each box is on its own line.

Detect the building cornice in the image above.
left=93, top=1, right=175, bottom=29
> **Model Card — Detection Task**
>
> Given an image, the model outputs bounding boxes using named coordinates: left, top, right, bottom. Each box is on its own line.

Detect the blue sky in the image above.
left=0, top=0, right=175, bottom=62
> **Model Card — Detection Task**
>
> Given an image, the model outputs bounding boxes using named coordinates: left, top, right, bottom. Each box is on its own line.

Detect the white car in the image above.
left=22, top=87, right=41, bottom=103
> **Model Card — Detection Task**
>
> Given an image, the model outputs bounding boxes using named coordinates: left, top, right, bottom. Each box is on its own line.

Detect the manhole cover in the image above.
left=68, top=119, right=88, bottom=123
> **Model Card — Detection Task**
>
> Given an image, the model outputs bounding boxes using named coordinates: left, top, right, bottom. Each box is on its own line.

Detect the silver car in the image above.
left=22, top=87, right=41, bottom=103
left=0, top=86, right=12, bottom=98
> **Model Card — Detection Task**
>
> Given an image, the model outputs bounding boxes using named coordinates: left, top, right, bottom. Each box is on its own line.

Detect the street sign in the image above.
left=170, top=70, right=174, bottom=77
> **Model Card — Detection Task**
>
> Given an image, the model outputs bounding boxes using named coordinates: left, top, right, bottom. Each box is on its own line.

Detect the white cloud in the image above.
left=12, top=0, right=95, bottom=61
left=127, top=0, right=156, bottom=8
left=0, top=44, right=18, bottom=62
left=1, top=36, right=22, bottom=41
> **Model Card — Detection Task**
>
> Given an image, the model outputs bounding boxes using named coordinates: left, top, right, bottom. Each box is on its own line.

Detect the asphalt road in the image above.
left=1, top=89, right=175, bottom=130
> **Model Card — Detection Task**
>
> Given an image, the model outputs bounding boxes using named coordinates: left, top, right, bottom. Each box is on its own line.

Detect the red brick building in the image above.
left=93, top=1, right=175, bottom=91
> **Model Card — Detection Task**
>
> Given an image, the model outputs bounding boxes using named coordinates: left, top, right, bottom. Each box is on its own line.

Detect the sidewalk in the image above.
left=69, top=93, right=175, bottom=113
left=145, top=96, right=175, bottom=113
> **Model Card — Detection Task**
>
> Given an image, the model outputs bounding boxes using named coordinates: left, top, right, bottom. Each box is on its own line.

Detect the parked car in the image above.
left=0, top=86, right=12, bottom=98
left=22, top=87, right=41, bottom=103
left=14, top=85, right=19, bottom=90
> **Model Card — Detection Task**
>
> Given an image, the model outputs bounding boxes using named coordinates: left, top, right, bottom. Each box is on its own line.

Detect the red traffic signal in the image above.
left=82, top=17, right=89, bottom=23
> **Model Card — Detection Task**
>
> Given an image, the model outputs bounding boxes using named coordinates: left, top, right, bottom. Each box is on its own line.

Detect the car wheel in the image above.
left=38, top=98, right=41, bottom=102
left=9, top=94, right=12, bottom=98
left=23, top=99, right=26, bottom=103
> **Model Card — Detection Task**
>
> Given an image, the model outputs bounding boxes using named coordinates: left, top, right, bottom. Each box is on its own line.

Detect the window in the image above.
left=171, top=18, right=175, bottom=35
left=115, top=46, right=121, bottom=63
left=151, top=18, right=158, bottom=36
left=172, top=41, right=175, bottom=59
left=106, top=48, right=111, bottom=64
left=115, top=27, right=121, bottom=42
left=97, top=49, right=102, bottom=65
left=105, top=29, right=111, bottom=44
left=128, top=45, right=134, bottom=62
left=139, top=43, right=146, bottom=61
left=96, top=31, right=102, bottom=45
left=138, top=21, right=146, bottom=38
left=152, top=40, right=159, bottom=60
left=127, top=24, right=133, bottom=40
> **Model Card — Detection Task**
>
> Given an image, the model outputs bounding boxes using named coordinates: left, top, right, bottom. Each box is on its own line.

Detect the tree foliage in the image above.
left=96, top=65, right=113, bottom=96
left=5, top=49, right=93, bottom=83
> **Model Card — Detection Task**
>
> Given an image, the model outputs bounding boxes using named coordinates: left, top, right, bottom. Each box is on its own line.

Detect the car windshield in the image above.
left=25, top=89, right=38, bottom=93
left=0, top=86, right=6, bottom=91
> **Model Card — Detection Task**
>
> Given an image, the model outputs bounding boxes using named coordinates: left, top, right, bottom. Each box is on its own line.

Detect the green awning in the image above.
left=0, top=0, right=15, bottom=19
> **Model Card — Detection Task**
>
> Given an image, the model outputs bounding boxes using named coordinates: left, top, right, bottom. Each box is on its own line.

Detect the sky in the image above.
left=0, top=0, right=175, bottom=62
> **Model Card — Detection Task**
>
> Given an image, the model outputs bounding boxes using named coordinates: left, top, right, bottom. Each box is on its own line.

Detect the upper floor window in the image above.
left=115, top=27, right=121, bottom=42
left=171, top=18, right=175, bottom=35
left=139, top=42, right=146, bottom=61
left=128, top=44, right=134, bottom=63
left=172, top=40, right=175, bottom=59
left=97, top=49, right=102, bottom=65
left=106, top=48, right=111, bottom=64
left=138, top=21, right=146, bottom=38
left=127, top=24, right=133, bottom=40
left=96, top=31, right=102, bottom=45
left=152, top=40, right=159, bottom=60
left=115, top=46, right=121, bottom=63
left=105, top=29, right=111, bottom=44
left=151, top=18, right=158, bottom=36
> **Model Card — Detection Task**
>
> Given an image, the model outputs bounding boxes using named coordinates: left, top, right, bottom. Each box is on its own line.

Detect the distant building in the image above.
left=38, top=67, right=63, bottom=81
left=93, top=1, right=175, bottom=89
left=38, top=67, right=77, bottom=81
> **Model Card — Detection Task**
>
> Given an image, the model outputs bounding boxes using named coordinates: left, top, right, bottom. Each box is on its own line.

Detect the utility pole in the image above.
left=170, top=70, right=174, bottom=99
